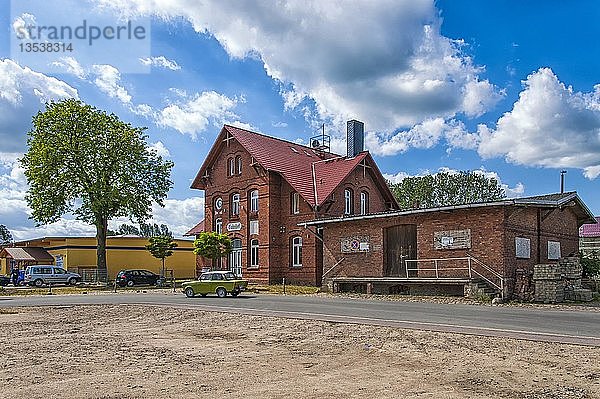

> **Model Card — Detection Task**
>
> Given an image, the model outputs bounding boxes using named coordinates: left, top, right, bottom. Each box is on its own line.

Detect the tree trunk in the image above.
left=161, top=258, right=165, bottom=278
left=96, top=216, right=108, bottom=283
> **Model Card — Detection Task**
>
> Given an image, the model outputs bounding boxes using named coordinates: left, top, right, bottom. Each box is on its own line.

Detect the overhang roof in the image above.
left=0, top=247, right=54, bottom=262
left=191, top=125, right=398, bottom=208
left=300, top=191, right=597, bottom=227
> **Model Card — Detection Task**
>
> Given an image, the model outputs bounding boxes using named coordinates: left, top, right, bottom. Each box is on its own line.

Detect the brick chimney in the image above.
left=347, top=119, right=364, bottom=158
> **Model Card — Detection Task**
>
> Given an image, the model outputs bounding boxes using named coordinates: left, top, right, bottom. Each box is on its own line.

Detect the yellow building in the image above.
left=2, top=236, right=197, bottom=280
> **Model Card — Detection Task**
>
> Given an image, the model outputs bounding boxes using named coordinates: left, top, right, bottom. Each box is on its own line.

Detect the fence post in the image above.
left=435, top=260, right=439, bottom=279
left=468, top=257, right=472, bottom=279
left=283, top=277, right=286, bottom=295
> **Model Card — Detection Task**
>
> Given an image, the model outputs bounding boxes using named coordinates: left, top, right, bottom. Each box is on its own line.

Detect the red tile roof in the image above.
left=192, top=125, right=397, bottom=208
left=184, top=220, right=205, bottom=236
left=580, top=217, right=600, bottom=237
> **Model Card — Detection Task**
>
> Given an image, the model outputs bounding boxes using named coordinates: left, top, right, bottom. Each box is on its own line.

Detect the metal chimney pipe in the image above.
left=560, top=170, right=567, bottom=193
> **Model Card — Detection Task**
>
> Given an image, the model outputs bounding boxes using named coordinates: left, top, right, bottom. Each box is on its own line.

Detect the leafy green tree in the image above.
left=389, top=171, right=506, bottom=210
left=140, top=222, right=172, bottom=238
left=0, top=225, right=13, bottom=245
left=146, top=235, right=178, bottom=278
left=580, top=250, right=600, bottom=278
left=193, top=232, right=232, bottom=268
left=21, top=99, right=173, bottom=282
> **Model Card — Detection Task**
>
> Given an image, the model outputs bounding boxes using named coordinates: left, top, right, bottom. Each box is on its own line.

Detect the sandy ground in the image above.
left=1, top=304, right=599, bottom=399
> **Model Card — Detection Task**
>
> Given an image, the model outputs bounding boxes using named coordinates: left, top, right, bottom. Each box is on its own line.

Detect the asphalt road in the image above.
left=1, top=291, right=599, bottom=346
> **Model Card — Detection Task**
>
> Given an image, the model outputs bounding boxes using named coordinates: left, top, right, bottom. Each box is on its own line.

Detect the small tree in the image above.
left=0, top=225, right=13, bottom=246
left=146, top=235, right=178, bottom=278
left=193, top=232, right=232, bottom=270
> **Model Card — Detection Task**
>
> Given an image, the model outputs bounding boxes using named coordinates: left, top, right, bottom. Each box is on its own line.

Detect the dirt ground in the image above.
left=1, top=304, right=599, bottom=399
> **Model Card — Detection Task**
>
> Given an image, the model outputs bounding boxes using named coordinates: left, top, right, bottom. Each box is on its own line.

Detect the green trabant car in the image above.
left=182, top=271, right=248, bottom=298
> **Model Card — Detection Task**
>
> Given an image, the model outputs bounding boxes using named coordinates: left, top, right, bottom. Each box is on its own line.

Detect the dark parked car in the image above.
left=0, top=275, right=9, bottom=286
left=116, top=269, right=162, bottom=287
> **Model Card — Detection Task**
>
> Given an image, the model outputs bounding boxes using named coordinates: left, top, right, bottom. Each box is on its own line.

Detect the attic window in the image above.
left=290, top=147, right=299, bottom=154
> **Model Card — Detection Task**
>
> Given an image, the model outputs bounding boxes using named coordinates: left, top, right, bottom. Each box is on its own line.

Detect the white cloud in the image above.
left=0, top=59, right=78, bottom=105
left=149, top=197, right=205, bottom=237
left=365, top=118, right=478, bottom=156
left=156, top=91, right=240, bottom=138
left=478, top=68, right=600, bottom=179
left=95, top=0, right=503, bottom=135
left=91, top=64, right=132, bottom=103
left=139, top=56, right=181, bottom=71
left=12, top=13, right=36, bottom=40
left=51, top=56, right=87, bottom=79
left=147, top=141, right=171, bottom=158
left=382, top=171, right=410, bottom=184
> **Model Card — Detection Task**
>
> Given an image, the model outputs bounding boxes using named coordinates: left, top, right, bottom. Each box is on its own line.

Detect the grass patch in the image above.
left=247, top=284, right=320, bottom=295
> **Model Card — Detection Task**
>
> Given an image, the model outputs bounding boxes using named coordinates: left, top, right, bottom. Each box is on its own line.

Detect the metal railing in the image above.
left=404, top=256, right=504, bottom=293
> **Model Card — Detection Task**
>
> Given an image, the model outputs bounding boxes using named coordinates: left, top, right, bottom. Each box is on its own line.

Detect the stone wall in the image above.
left=533, top=256, right=593, bottom=303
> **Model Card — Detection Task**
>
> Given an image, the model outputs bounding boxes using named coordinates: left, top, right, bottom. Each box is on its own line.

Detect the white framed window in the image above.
left=215, top=218, right=222, bottom=234
left=231, top=193, right=240, bottom=216
left=291, top=236, right=302, bottom=267
left=236, top=155, right=242, bottom=175
left=250, top=220, right=259, bottom=235
left=228, top=158, right=235, bottom=176
left=515, top=237, right=531, bottom=259
left=360, top=191, right=369, bottom=215
left=250, top=189, right=259, bottom=212
left=229, top=239, right=242, bottom=276
left=291, top=192, right=300, bottom=214
left=548, top=241, right=561, bottom=260
left=250, top=239, right=259, bottom=268
left=344, top=189, right=353, bottom=215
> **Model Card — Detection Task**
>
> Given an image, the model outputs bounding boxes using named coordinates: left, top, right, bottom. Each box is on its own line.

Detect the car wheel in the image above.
left=184, top=287, right=195, bottom=298
left=126, top=280, right=134, bottom=287
left=216, top=287, right=227, bottom=298
left=68, top=277, right=78, bottom=286
left=34, top=279, right=44, bottom=288
left=230, top=291, right=239, bottom=297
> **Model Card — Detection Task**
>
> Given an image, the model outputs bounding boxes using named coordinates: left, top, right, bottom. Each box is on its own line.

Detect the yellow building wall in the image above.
left=17, top=237, right=196, bottom=279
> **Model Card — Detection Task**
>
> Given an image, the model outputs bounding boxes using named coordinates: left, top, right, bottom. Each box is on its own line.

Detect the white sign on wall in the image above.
left=515, top=237, right=531, bottom=259
left=548, top=241, right=561, bottom=260
left=227, top=222, right=242, bottom=232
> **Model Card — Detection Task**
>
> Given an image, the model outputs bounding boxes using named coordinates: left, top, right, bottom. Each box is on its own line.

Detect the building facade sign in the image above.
left=227, top=222, right=242, bottom=232
left=341, top=236, right=370, bottom=253
left=515, top=237, right=531, bottom=259
left=433, top=229, right=471, bottom=250
left=548, top=241, right=561, bottom=260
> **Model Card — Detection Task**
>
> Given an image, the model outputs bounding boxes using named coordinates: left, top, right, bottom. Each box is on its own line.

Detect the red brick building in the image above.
left=301, top=192, right=596, bottom=298
left=189, top=121, right=398, bottom=285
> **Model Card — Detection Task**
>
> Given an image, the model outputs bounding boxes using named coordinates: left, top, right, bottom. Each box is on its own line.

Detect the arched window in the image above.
left=344, top=188, right=354, bottom=215
left=249, top=239, right=259, bottom=268
left=360, top=191, right=369, bottom=215
left=291, top=236, right=302, bottom=267
left=250, top=189, right=259, bottom=212
left=235, top=155, right=242, bottom=175
left=215, top=218, right=222, bottom=234
left=231, top=193, right=240, bottom=216
left=228, top=158, right=235, bottom=176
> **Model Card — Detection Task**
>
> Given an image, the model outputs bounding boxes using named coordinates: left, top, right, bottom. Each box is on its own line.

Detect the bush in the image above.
left=581, top=250, right=600, bottom=278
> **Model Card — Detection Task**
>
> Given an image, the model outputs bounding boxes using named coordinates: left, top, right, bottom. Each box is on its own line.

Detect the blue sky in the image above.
left=0, top=0, right=599, bottom=239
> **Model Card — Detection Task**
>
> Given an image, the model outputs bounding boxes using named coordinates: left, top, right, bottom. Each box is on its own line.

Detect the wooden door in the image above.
left=384, top=225, right=417, bottom=277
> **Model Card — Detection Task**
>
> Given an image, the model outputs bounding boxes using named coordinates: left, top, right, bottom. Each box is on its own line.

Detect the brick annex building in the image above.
left=188, top=121, right=398, bottom=285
